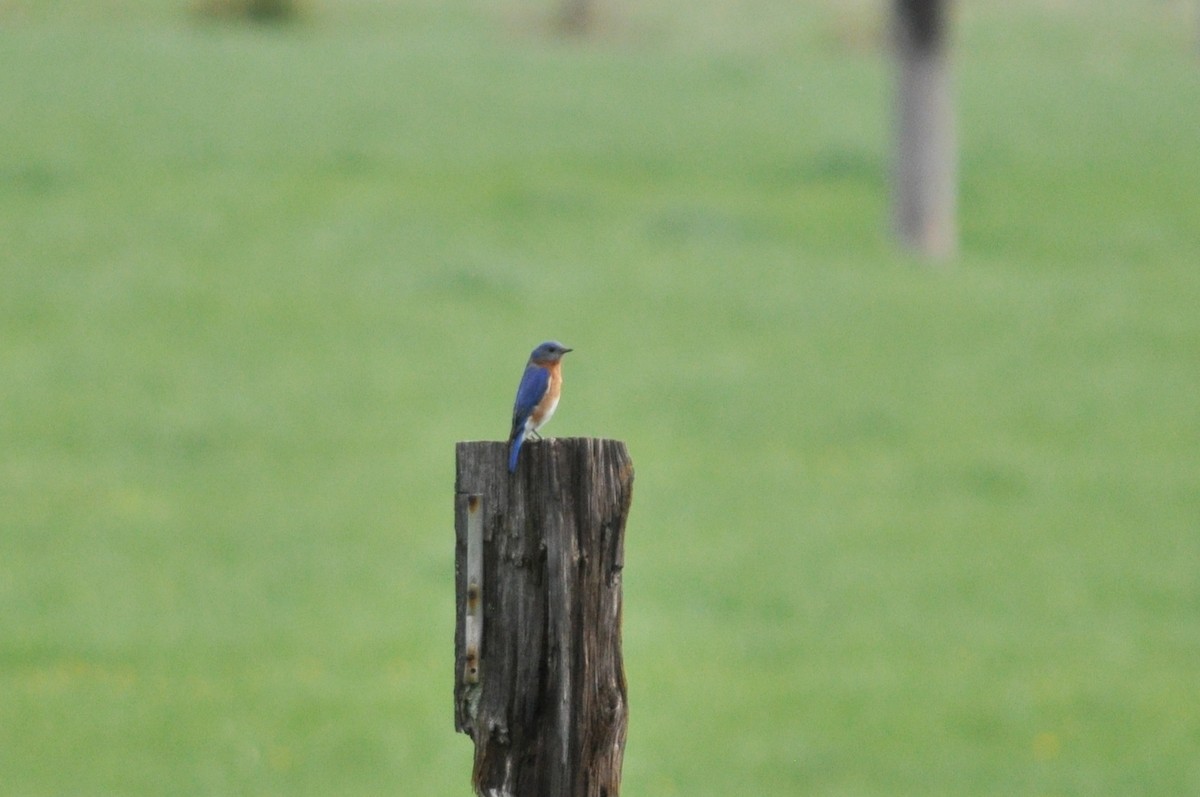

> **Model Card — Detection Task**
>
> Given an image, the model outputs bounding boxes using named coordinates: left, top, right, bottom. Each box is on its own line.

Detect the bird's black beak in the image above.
left=563, top=347, right=574, bottom=354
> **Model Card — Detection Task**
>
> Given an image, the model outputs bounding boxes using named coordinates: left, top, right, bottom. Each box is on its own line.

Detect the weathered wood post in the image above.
left=454, top=437, right=633, bottom=797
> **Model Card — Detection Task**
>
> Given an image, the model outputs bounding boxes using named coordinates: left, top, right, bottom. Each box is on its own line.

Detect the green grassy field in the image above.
left=2, top=0, right=1198, bottom=794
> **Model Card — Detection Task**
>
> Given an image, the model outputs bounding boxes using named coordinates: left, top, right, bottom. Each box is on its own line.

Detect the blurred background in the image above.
left=1, top=0, right=1198, bottom=794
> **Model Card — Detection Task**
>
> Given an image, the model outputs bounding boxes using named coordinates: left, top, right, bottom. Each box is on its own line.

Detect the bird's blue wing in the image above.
left=508, top=364, right=550, bottom=472
left=511, top=364, right=550, bottom=426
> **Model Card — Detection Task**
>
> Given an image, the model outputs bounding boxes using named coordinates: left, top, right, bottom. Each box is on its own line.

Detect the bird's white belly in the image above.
left=528, top=394, right=559, bottom=436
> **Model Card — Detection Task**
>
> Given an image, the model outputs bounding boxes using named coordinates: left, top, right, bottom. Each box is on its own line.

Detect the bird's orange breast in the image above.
left=529, top=361, right=563, bottom=427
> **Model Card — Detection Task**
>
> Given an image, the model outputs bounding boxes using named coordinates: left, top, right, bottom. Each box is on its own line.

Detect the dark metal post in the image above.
left=893, top=0, right=957, bottom=259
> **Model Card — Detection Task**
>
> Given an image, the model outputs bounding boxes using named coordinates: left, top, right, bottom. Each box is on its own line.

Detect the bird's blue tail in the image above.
left=507, top=435, right=523, bottom=473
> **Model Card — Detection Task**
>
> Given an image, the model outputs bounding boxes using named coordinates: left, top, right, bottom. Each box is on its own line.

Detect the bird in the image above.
left=507, top=341, right=573, bottom=473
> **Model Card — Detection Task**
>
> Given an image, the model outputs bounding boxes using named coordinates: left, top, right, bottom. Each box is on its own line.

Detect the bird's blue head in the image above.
left=529, top=341, right=573, bottom=363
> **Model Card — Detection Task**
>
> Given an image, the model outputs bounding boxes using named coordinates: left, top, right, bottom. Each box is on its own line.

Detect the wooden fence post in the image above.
left=454, top=438, right=634, bottom=797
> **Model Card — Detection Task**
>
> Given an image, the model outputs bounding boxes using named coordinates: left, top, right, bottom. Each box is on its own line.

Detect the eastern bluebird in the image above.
left=507, top=341, right=573, bottom=472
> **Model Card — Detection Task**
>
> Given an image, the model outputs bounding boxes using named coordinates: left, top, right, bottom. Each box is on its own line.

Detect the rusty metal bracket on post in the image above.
left=463, top=494, right=483, bottom=685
